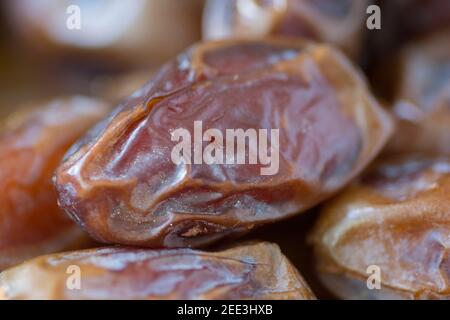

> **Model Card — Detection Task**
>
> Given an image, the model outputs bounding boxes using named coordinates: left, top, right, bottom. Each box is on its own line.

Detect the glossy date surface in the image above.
left=55, top=39, right=393, bottom=248
left=203, top=0, right=370, bottom=58
left=0, top=242, right=315, bottom=300
left=0, top=96, right=108, bottom=270
left=310, top=154, right=450, bottom=299
left=6, top=0, right=203, bottom=68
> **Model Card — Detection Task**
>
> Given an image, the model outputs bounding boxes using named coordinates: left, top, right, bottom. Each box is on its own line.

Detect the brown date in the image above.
left=373, top=0, right=450, bottom=54
left=386, top=30, right=450, bottom=155
left=390, top=0, right=450, bottom=41
left=202, top=0, right=370, bottom=59
left=0, top=96, right=109, bottom=270
left=6, top=0, right=204, bottom=69
left=55, top=39, right=393, bottom=248
left=0, top=242, right=316, bottom=300
left=309, top=154, right=450, bottom=299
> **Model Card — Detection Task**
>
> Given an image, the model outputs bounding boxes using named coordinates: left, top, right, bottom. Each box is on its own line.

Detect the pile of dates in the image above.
left=0, top=0, right=449, bottom=300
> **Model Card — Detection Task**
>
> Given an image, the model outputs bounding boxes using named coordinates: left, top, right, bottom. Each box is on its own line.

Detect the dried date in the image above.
left=6, top=0, right=203, bottom=68
left=203, top=0, right=370, bottom=59
left=0, top=242, right=315, bottom=300
left=394, top=0, right=450, bottom=40
left=309, top=154, right=450, bottom=299
left=55, top=39, right=393, bottom=248
left=0, top=96, right=109, bottom=270
left=386, top=30, right=450, bottom=155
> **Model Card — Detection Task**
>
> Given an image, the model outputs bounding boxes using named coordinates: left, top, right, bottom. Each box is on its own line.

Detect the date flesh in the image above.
left=0, top=96, right=109, bottom=270
left=55, top=39, right=393, bottom=248
left=386, top=30, right=450, bottom=155
left=309, top=154, right=450, bottom=299
left=0, top=242, right=316, bottom=300
left=202, top=0, right=370, bottom=58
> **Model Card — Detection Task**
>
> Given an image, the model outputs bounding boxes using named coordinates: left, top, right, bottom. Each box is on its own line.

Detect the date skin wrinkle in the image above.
left=55, top=39, right=393, bottom=248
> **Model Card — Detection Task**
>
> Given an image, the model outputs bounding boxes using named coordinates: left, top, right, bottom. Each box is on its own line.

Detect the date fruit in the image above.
left=55, top=39, right=393, bottom=248
left=6, top=0, right=204, bottom=68
left=386, top=30, right=450, bottom=155
left=202, top=0, right=370, bottom=59
left=0, top=242, right=316, bottom=300
left=391, top=0, right=450, bottom=40
left=0, top=96, right=109, bottom=270
left=309, top=154, right=450, bottom=299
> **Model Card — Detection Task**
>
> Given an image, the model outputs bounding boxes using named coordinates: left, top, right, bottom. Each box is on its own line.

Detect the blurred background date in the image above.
left=203, top=0, right=371, bottom=60
left=0, top=0, right=204, bottom=110
left=0, top=242, right=315, bottom=299
left=0, top=96, right=109, bottom=270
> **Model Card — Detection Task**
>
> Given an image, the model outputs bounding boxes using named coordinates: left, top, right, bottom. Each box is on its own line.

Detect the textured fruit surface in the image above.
left=0, top=96, right=109, bottom=270
left=0, top=242, right=316, bottom=300
left=55, top=39, right=393, bottom=248
left=310, top=154, right=450, bottom=299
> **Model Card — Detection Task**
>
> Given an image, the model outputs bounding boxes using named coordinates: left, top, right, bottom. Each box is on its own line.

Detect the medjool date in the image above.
left=0, top=242, right=315, bottom=300
left=55, top=39, right=393, bottom=248
left=386, top=30, right=450, bottom=155
left=202, top=0, right=370, bottom=59
left=0, top=96, right=109, bottom=270
left=310, top=154, right=450, bottom=299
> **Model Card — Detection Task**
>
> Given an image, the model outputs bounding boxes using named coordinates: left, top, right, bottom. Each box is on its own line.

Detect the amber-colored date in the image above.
left=55, top=39, right=393, bottom=248
left=203, top=0, right=370, bottom=59
left=0, top=96, right=109, bottom=270
left=310, top=154, right=450, bottom=299
left=386, top=30, right=450, bottom=155
left=0, top=242, right=315, bottom=300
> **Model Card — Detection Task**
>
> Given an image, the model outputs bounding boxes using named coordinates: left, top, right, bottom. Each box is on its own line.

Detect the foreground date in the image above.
left=55, top=38, right=393, bottom=248
left=309, top=154, right=450, bottom=299
left=0, top=242, right=315, bottom=300
left=0, top=96, right=108, bottom=270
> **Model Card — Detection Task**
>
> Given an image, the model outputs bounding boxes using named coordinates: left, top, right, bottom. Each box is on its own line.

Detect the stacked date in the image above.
left=203, top=0, right=370, bottom=59
left=0, top=242, right=315, bottom=300
left=310, top=28, right=450, bottom=300
left=0, top=96, right=109, bottom=270
left=0, top=38, right=393, bottom=300
left=54, top=39, right=392, bottom=248
left=386, top=29, right=450, bottom=155
left=310, top=155, right=450, bottom=299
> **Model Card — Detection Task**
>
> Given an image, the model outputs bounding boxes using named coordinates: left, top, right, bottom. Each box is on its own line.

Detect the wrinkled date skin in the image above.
left=0, top=242, right=316, bottom=300
left=55, top=39, right=393, bottom=248
left=386, top=30, right=450, bottom=155
left=310, top=154, right=450, bottom=299
left=202, top=0, right=370, bottom=59
left=0, top=96, right=109, bottom=270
